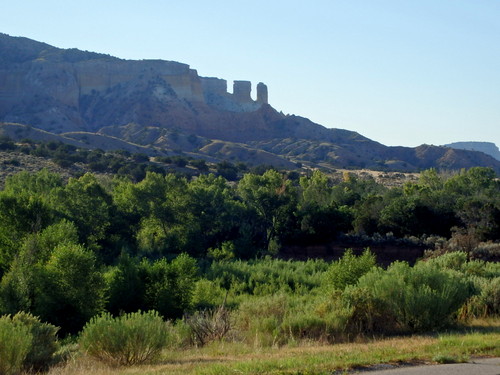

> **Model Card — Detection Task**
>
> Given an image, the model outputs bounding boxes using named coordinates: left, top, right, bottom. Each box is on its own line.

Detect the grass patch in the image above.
left=49, top=319, right=500, bottom=375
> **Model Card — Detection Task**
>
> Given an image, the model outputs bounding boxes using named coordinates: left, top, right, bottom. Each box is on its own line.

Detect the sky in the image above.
left=1, top=0, right=499, bottom=147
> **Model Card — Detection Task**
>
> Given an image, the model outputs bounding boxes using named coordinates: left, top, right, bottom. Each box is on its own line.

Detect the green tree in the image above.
left=36, top=243, right=107, bottom=334
left=238, top=170, right=297, bottom=252
left=183, top=174, right=244, bottom=255
left=331, top=173, right=385, bottom=206
left=0, top=193, right=53, bottom=276
left=105, top=253, right=145, bottom=315
left=296, top=171, right=352, bottom=243
left=3, top=169, right=62, bottom=197
left=352, top=195, right=385, bottom=235
left=113, top=172, right=188, bottom=255
left=216, top=160, right=238, bottom=181
left=142, top=253, right=198, bottom=319
left=50, top=173, right=112, bottom=251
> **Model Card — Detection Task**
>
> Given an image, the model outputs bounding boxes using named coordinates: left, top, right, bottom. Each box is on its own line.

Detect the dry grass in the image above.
left=47, top=319, right=500, bottom=375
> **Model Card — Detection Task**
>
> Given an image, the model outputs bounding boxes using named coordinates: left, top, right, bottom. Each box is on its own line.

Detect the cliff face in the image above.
left=1, top=33, right=499, bottom=173
left=0, top=33, right=267, bottom=134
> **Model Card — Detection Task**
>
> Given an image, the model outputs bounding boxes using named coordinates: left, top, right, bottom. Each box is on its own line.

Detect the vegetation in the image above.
left=79, top=311, right=169, bottom=366
left=0, top=315, right=32, bottom=375
left=0, top=164, right=498, bottom=372
left=45, top=322, right=500, bottom=375
left=0, top=312, right=59, bottom=374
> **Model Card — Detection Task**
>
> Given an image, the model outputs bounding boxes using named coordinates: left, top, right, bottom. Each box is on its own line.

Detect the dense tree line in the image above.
left=0, top=167, right=499, bottom=334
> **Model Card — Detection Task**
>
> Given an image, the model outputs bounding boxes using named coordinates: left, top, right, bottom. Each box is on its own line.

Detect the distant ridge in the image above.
left=1, top=32, right=500, bottom=173
left=444, top=142, right=500, bottom=161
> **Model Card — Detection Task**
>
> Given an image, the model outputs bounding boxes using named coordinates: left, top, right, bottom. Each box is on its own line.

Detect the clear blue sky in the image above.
left=2, top=0, right=499, bottom=147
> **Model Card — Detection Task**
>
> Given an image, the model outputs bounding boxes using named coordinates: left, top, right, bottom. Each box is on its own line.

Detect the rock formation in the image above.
left=200, top=77, right=263, bottom=113
left=1, top=33, right=500, bottom=174
left=445, top=142, right=500, bottom=161
left=257, top=82, right=268, bottom=104
left=0, top=33, right=267, bottom=134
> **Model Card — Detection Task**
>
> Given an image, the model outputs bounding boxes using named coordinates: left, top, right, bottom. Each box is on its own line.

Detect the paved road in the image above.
left=350, top=358, right=500, bottom=375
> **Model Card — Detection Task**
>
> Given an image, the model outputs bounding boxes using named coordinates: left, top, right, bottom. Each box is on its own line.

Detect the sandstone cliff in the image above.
left=1, top=33, right=499, bottom=173
left=0, top=33, right=268, bottom=134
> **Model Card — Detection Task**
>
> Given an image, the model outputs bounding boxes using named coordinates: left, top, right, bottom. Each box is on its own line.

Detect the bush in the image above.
left=485, top=276, right=500, bottom=316
left=79, top=311, right=169, bottom=366
left=341, top=286, right=396, bottom=334
left=166, top=319, right=193, bottom=349
left=0, top=315, right=32, bottom=375
left=235, top=294, right=288, bottom=347
left=282, top=312, right=326, bottom=343
left=355, top=261, right=473, bottom=332
left=206, top=258, right=328, bottom=299
left=324, top=249, right=376, bottom=290
left=191, top=279, right=227, bottom=309
left=314, top=293, right=353, bottom=342
left=471, top=277, right=500, bottom=317
left=11, top=312, right=59, bottom=372
left=185, top=305, right=232, bottom=346
left=426, top=251, right=468, bottom=271
left=472, top=242, right=500, bottom=261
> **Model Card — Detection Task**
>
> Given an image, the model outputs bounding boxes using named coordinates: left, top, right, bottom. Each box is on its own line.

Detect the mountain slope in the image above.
left=445, top=142, right=500, bottom=161
left=1, top=33, right=500, bottom=173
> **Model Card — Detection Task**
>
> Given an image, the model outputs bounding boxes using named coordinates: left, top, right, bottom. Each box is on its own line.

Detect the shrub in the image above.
left=235, top=294, right=288, bottom=347
left=191, top=279, right=227, bottom=309
left=79, top=310, right=169, bottom=366
left=314, top=293, right=353, bottom=342
left=279, top=294, right=350, bottom=344
left=472, top=242, right=500, bottom=261
left=206, top=258, right=328, bottom=299
left=355, top=261, right=473, bottom=332
left=324, top=249, right=376, bottom=290
left=0, top=315, right=32, bottom=375
left=11, top=312, right=59, bottom=372
left=282, top=313, right=326, bottom=343
left=426, top=251, right=500, bottom=279
left=470, top=277, right=500, bottom=317
left=166, top=319, right=193, bottom=349
left=485, top=276, right=500, bottom=316
left=185, top=305, right=232, bottom=346
left=341, top=286, right=396, bottom=334
left=426, top=251, right=468, bottom=271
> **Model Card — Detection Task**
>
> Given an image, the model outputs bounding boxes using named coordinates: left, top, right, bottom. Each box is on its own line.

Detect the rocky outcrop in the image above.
left=257, top=82, right=268, bottom=104
left=200, top=77, right=263, bottom=112
left=1, top=33, right=500, bottom=174
left=0, top=33, right=267, bottom=134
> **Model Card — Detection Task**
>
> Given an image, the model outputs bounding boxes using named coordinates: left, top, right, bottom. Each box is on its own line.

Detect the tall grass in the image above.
left=46, top=320, right=500, bottom=375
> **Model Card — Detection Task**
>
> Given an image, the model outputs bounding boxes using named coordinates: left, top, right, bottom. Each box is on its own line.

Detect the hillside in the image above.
left=445, top=141, right=500, bottom=161
left=1, top=32, right=500, bottom=173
